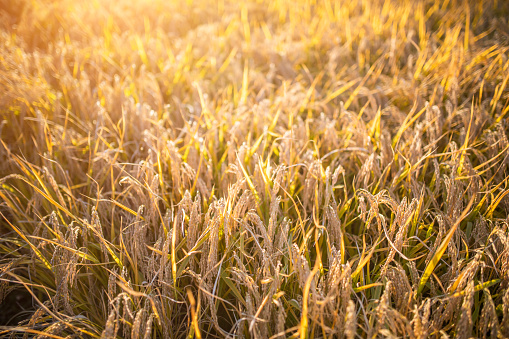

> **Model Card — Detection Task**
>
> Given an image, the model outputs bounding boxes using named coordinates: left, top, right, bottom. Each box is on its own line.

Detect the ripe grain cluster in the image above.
left=1, top=0, right=509, bottom=338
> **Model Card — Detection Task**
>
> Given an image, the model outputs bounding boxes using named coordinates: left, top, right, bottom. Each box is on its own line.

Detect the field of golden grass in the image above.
left=1, top=0, right=509, bottom=337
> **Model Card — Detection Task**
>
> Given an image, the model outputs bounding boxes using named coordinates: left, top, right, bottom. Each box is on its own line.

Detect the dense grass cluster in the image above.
left=1, top=0, right=509, bottom=337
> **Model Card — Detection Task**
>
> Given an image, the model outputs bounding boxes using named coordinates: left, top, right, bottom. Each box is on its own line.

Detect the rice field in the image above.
left=1, top=0, right=509, bottom=337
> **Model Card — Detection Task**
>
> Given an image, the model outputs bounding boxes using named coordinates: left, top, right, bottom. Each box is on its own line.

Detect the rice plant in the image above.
left=0, top=0, right=508, bottom=337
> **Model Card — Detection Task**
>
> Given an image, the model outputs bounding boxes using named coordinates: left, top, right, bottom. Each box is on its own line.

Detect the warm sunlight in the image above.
left=1, top=0, right=508, bottom=337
